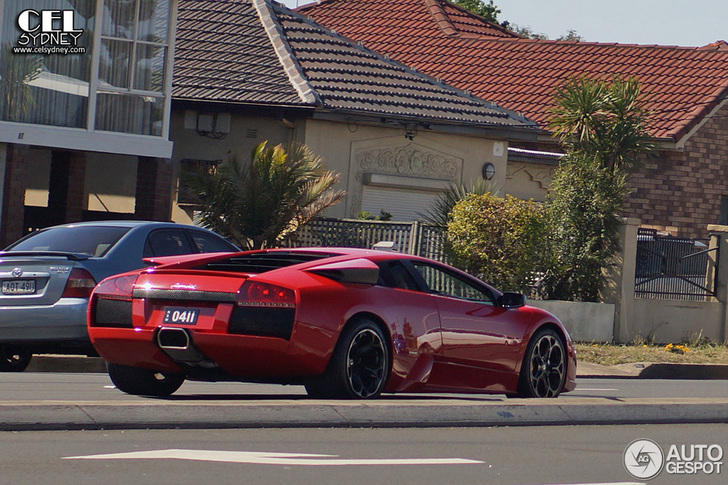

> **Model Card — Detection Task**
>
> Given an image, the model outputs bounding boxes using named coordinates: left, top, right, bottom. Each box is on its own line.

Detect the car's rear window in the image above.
left=200, top=251, right=342, bottom=274
left=7, top=226, right=132, bottom=257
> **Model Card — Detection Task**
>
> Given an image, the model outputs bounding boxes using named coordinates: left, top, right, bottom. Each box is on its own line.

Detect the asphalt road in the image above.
left=2, top=424, right=726, bottom=484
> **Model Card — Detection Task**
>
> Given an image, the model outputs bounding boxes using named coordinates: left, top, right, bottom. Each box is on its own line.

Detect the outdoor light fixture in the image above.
left=482, top=162, right=495, bottom=180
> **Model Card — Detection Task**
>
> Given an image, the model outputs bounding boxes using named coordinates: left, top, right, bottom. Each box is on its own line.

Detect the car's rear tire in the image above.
left=305, top=318, right=390, bottom=399
left=107, top=362, right=185, bottom=397
left=516, top=327, right=567, bottom=398
left=0, top=345, right=32, bottom=372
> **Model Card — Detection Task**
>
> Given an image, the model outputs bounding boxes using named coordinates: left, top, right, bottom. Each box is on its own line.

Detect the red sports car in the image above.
left=88, top=248, right=577, bottom=399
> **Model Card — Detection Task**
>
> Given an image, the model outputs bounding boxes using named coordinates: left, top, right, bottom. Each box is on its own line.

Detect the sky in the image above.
left=284, top=0, right=727, bottom=47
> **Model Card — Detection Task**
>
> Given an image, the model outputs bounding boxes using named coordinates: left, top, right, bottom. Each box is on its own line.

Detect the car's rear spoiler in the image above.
left=305, top=258, right=379, bottom=285
left=0, top=251, right=89, bottom=261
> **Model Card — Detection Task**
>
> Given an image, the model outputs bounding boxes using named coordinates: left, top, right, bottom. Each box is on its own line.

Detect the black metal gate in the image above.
left=635, top=228, right=717, bottom=299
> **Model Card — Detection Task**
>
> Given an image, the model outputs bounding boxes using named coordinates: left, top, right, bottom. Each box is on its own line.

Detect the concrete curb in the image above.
left=2, top=398, right=727, bottom=431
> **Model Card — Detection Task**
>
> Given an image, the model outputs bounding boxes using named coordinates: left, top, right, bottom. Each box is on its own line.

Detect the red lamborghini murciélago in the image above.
left=88, top=248, right=577, bottom=399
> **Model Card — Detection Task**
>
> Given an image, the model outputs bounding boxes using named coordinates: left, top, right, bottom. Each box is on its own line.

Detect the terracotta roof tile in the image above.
left=174, top=0, right=532, bottom=127
left=301, top=0, right=728, bottom=140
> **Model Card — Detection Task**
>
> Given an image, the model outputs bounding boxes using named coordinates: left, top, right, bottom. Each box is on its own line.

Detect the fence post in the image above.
left=408, top=221, right=419, bottom=255
left=707, top=225, right=728, bottom=342
left=602, top=217, right=640, bottom=343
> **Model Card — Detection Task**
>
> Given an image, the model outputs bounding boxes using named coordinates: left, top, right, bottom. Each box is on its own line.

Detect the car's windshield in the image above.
left=7, top=226, right=132, bottom=257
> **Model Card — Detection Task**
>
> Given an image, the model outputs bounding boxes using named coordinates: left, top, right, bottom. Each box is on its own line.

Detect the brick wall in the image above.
left=1, top=144, right=29, bottom=247
left=625, top=102, right=728, bottom=239
left=47, top=150, right=86, bottom=225
left=135, top=157, right=173, bottom=221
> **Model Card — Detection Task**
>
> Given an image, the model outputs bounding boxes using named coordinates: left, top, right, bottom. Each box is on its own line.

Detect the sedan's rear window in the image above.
left=7, top=226, right=131, bottom=257
left=200, top=251, right=342, bottom=274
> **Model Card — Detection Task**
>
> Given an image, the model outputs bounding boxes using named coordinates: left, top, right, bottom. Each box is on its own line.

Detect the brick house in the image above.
left=300, top=0, right=728, bottom=238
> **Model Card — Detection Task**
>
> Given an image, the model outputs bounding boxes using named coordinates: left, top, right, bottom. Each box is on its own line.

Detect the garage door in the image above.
left=361, top=186, right=442, bottom=222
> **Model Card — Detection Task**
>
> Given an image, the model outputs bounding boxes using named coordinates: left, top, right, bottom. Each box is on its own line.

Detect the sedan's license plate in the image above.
left=163, top=307, right=199, bottom=325
left=2, top=279, right=36, bottom=295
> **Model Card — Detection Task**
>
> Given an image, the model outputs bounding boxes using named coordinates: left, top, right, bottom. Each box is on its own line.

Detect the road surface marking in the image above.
left=64, top=449, right=484, bottom=466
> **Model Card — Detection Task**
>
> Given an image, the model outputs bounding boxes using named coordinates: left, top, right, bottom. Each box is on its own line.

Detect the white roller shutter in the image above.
left=361, top=186, right=441, bottom=222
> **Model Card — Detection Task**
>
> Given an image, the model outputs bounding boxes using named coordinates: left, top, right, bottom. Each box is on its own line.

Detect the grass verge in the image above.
left=575, top=341, right=728, bottom=366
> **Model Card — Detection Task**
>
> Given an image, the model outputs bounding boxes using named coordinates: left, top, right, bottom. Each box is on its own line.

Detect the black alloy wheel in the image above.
left=517, top=328, right=566, bottom=398
left=345, top=326, right=388, bottom=398
left=305, top=318, right=390, bottom=399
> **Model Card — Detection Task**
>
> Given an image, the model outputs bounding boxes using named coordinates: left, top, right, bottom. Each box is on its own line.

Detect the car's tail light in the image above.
left=90, top=274, right=138, bottom=329
left=94, top=274, right=137, bottom=300
left=61, top=268, right=97, bottom=299
left=238, top=281, right=295, bottom=308
left=231, top=281, right=296, bottom=339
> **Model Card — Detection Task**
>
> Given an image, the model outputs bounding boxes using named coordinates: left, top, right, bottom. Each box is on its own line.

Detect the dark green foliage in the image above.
left=447, top=193, right=554, bottom=293
left=453, top=0, right=500, bottom=21
left=546, top=76, right=655, bottom=301
left=183, top=142, right=345, bottom=249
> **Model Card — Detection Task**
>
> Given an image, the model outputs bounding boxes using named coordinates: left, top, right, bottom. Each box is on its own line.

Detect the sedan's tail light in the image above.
left=61, top=268, right=97, bottom=299
left=238, top=281, right=295, bottom=308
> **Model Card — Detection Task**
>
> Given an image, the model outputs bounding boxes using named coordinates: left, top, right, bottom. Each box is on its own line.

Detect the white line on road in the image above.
left=64, top=449, right=484, bottom=466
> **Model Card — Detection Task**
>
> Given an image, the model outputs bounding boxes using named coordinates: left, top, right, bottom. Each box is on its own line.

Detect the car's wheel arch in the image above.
left=515, top=322, right=568, bottom=375
left=340, top=312, right=392, bottom=354
left=329, top=311, right=393, bottom=372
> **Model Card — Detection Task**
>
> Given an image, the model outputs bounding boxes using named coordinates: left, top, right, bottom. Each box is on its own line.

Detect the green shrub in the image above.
left=447, top=193, right=554, bottom=293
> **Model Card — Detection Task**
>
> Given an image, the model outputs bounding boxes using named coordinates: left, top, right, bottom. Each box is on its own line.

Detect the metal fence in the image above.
left=292, top=218, right=448, bottom=261
left=634, top=228, right=717, bottom=300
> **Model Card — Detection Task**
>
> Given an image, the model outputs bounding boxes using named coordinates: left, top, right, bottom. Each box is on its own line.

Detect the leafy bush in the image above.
left=447, top=193, right=554, bottom=293
left=546, top=153, right=629, bottom=301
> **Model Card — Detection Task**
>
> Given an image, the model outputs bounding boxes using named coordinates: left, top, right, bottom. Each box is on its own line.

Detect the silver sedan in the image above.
left=0, top=221, right=237, bottom=371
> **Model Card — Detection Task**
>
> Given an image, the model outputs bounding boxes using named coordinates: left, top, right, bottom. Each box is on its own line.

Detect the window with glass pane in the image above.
left=412, top=262, right=493, bottom=303
left=0, top=0, right=92, bottom=128
left=96, top=0, right=168, bottom=135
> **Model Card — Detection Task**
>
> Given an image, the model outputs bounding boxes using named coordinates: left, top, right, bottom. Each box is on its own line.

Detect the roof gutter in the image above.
left=311, top=111, right=544, bottom=141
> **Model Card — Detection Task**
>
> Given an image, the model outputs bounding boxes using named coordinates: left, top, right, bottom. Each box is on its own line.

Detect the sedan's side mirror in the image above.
left=497, top=292, right=526, bottom=308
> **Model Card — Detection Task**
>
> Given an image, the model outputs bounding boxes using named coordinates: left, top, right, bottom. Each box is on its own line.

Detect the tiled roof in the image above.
left=173, top=0, right=532, bottom=127
left=300, top=0, right=728, bottom=141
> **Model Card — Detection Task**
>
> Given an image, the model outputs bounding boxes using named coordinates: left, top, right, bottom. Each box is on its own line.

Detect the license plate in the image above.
left=2, top=279, right=36, bottom=295
left=163, top=307, right=199, bottom=325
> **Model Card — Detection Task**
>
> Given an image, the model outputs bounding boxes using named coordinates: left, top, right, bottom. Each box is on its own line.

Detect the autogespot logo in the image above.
left=624, top=439, right=664, bottom=480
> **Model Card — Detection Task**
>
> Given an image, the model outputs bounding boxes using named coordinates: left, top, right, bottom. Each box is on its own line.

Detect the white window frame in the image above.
left=0, top=0, right=177, bottom=158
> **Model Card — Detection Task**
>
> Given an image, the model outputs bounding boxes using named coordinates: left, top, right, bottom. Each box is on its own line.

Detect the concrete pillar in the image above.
left=707, top=225, right=728, bottom=341
left=1, top=144, right=29, bottom=247
left=48, top=150, right=86, bottom=225
left=601, top=217, right=641, bottom=343
left=134, top=156, right=173, bottom=221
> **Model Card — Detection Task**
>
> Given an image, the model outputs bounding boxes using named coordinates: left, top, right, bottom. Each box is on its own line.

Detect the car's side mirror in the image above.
left=497, top=292, right=526, bottom=308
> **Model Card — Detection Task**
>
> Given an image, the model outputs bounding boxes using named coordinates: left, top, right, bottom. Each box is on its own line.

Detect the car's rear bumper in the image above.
left=89, top=323, right=330, bottom=379
left=0, top=298, right=89, bottom=344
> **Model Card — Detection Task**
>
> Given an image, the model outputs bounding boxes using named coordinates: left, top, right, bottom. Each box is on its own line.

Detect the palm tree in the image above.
left=184, top=142, right=345, bottom=249
left=548, top=75, right=654, bottom=173
left=546, top=75, right=655, bottom=301
left=420, top=178, right=494, bottom=229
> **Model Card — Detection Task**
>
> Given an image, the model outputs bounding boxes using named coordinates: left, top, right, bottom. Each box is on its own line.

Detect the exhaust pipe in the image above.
left=156, top=327, right=208, bottom=364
